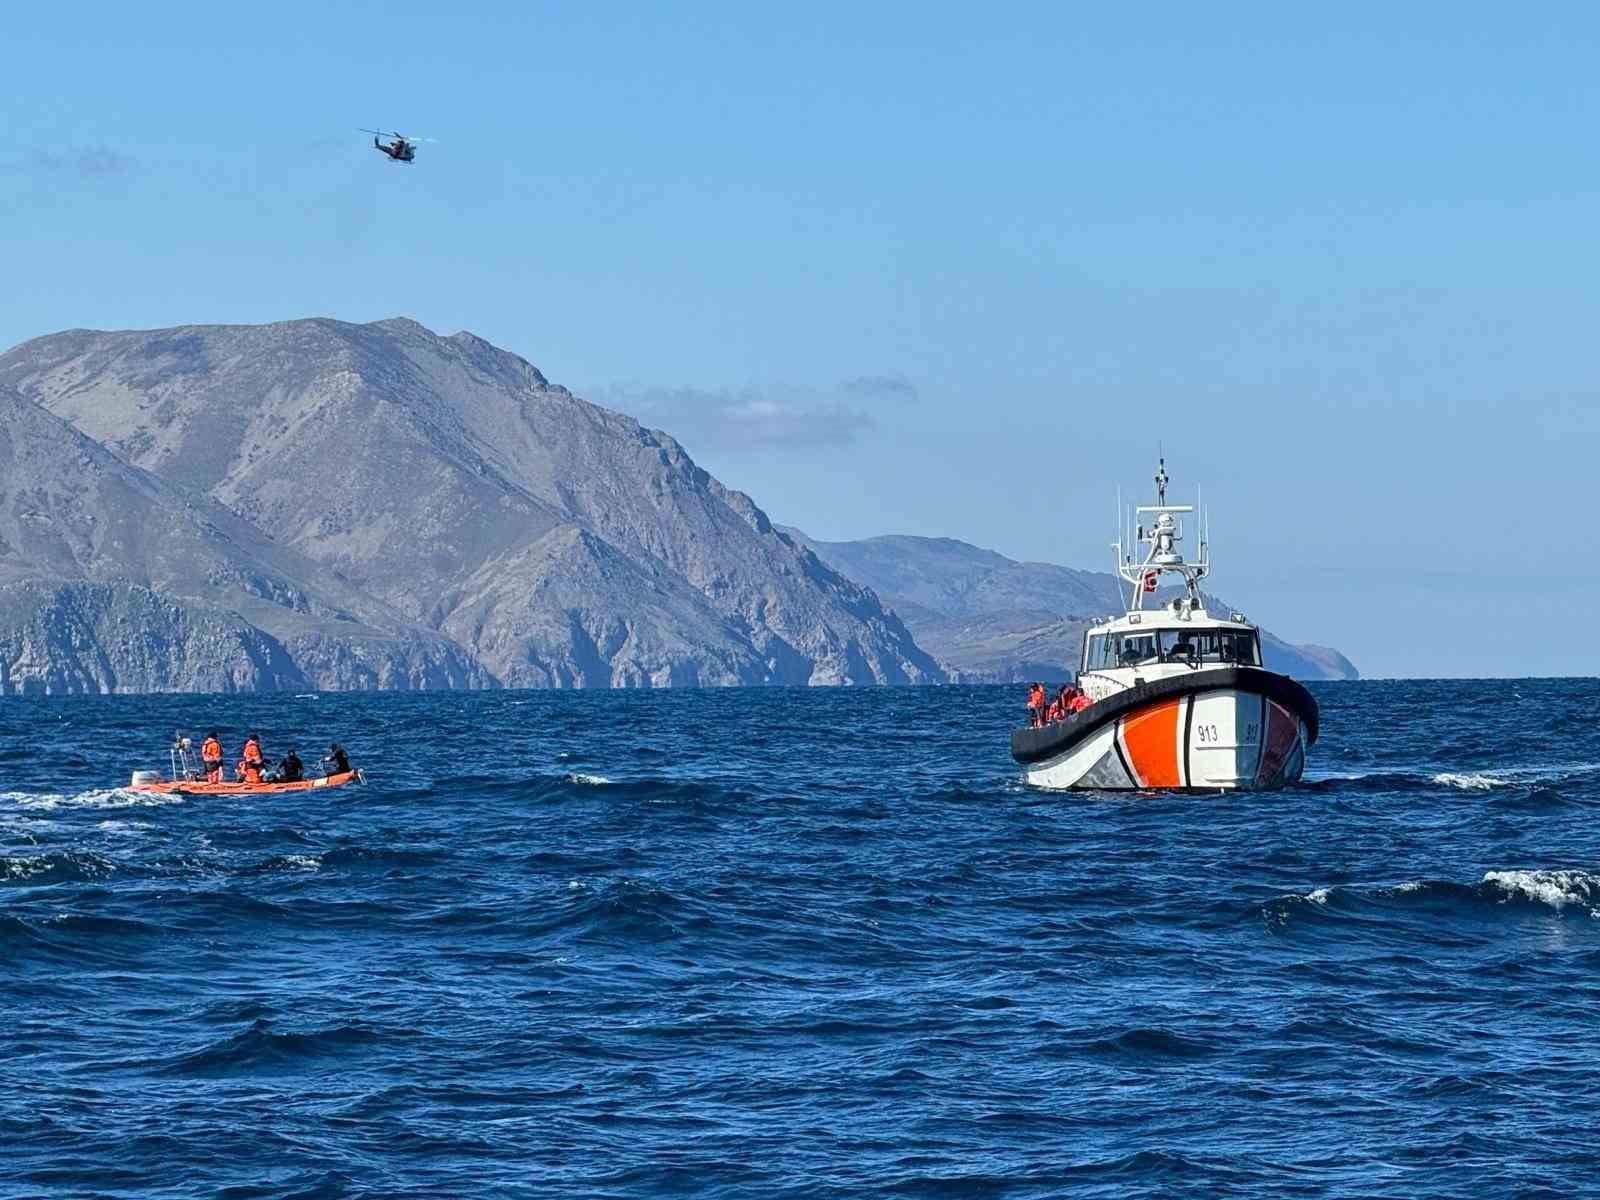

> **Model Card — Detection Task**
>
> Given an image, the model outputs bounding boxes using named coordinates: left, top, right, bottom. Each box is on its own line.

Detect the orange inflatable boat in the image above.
left=129, top=769, right=364, bottom=796
left=128, top=735, right=364, bottom=796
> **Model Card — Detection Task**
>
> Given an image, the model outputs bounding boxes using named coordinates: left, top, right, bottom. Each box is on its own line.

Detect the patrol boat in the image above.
left=1011, top=461, right=1318, bottom=791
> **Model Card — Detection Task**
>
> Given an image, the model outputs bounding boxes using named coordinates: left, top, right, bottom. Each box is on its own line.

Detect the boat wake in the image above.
left=0, top=788, right=183, bottom=810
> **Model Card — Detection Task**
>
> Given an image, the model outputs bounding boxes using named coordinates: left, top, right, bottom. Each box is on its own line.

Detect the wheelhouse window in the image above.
left=1083, top=633, right=1113, bottom=670
left=1081, top=628, right=1260, bottom=670
left=1157, top=629, right=1259, bottom=665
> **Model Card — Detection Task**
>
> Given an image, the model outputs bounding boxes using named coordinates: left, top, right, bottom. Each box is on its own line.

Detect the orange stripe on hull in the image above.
left=1120, top=698, right=1185, bottom=788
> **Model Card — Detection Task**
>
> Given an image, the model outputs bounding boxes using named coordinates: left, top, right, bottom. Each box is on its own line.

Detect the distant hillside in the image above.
left=0, top=319, right=942, bottom=693
left=783, top=530, right=1359, bottom=682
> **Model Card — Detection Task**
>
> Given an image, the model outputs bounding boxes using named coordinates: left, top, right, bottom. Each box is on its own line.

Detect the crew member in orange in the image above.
left=1051, top=684, right=1076, bottom=722
left=201, top=730, right=224, bottom=783
left=1026, top=682, right=1047, bottom=727
left=1068, top=687, right=1092, bottom=714
left=239, top=732, right=266, bottom=784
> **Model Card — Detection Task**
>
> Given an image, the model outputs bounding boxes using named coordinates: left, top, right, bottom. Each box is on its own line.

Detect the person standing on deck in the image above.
left=239, top=732, right=266, bottom=784
left=1026, top=682, right=1047, bottom=728
left=201, top=731, right=224, bottom=783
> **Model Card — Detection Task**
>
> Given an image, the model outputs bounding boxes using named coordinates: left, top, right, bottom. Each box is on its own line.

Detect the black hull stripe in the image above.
left=1180, top=693, right=1194, bottom=788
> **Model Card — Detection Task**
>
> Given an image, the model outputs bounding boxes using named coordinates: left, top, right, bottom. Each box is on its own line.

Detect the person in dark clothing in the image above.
left=324, top=743, right=351, bottom=776
left=275, top=747, right=304, bottom=783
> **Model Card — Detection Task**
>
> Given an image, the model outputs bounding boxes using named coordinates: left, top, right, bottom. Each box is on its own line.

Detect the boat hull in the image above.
left=1011, top=668, right=1316, bottom=792
left=129, top=770, right=364, bottom=796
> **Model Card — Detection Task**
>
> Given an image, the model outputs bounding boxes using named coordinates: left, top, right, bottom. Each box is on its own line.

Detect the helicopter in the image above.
left=360, top=129, right=434, bottom=163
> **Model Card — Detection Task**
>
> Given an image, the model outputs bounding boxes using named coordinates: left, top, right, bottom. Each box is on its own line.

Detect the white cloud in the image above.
left=598, top=384, right=879, bottom=451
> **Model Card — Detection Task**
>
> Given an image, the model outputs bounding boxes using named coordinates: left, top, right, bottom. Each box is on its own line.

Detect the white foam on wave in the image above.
left=1482, top=869, right=1600, bottom=914
left=1431, top=763, right=1600, bottom=791
left=2, top=855, right=59, bottom=881
left=1305, top=887, right=1333, bottom=905
left=282, top=854, right=320, bottom=871
left=1, top=852, right=114, bottom=881
left=0, top=788, right=182, bottom=811
left=564, top=773, right=612, bottom=786
left=95, top=819, right=150, bottom=836
left=1431, top=773, right=1499, bottom=791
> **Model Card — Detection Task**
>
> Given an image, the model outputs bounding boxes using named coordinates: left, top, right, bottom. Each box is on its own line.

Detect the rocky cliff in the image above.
left=784, top=531, right=1359, bottom=682
left=0, top=319, right=941, bottom=693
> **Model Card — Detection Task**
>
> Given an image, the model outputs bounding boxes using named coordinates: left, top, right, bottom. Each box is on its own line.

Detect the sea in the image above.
left=1, top=678, right=1597, bottom=1198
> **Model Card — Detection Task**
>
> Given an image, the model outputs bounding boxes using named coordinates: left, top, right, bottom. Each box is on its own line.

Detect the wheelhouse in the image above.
left=1082, top=625, right=1260, bottom=671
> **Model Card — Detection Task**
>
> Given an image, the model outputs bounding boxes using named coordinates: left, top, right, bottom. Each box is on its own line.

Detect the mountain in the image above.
left=0, top=319, right=942, bottom=693
left=0, top=386, right=484, bottom=694
left=783, top=531, right=1359, bottom=682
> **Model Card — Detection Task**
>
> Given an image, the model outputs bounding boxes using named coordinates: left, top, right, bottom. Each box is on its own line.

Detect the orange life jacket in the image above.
left=1069, top=692, right=1091, bottom=713
left=242, top=738, right=263, bottom=766
left=202, top=737, right=222, bottom=763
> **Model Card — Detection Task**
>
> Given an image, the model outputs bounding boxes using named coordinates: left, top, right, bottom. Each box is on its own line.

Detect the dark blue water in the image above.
left=2, top=680, right=1597, bottom=1198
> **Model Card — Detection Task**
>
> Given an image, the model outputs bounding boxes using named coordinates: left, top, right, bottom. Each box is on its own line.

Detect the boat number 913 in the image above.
left=1197, top=722, right=1258, bottom=744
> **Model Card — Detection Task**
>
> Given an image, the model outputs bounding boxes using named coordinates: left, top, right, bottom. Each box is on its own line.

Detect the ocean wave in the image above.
left=94, top=819, right=152, bottom=836
left=1431, top=772, right=1499, bottom=791
left=319, top=845, right=447, bottom=870
left=0, top=850, right=118, bottom=885
left=1076, top=1026, right=1222, bottom=1061
left=159, top=1020, right=409, bottom=1077
left=1481, top=869, right=1600, bottom=913
left=1269, top=868, right=1600, bottom=924
left=564, top=772, right=612, bottom=786
left=43, top=912, right=162, bottom=937
left=1301, top=762, right=1600, bottom=796
left=238, top=853, right=322, bottom=875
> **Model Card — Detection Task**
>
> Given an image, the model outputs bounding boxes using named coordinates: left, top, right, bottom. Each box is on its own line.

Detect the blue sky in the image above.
left=5, top=3, right=1597, bottom=677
